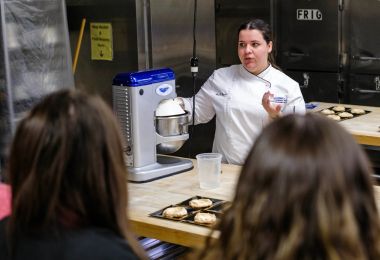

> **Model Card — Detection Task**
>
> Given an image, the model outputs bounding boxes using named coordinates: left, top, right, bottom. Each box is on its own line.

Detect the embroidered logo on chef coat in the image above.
left=216, top=92, right=227, bottom=96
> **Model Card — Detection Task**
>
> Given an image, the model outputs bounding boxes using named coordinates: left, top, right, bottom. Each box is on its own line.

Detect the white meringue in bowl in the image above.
left=156, top=98, right=186, bottom=117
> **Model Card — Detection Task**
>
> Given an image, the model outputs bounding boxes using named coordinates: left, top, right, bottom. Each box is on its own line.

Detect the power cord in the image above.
left=188, top=0, right=198, bottom=158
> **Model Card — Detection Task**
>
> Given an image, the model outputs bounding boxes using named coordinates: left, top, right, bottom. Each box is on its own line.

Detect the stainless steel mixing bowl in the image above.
left=156, top=112, right=190, bottom=154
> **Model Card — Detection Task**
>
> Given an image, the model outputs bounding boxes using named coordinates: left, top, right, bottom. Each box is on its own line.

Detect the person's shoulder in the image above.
left=213, top=65, right=239, bottom=76
left=66, top=228, right=139, bottom=260
left=209, top=65, right=239, bottom=83
left=269, top=66, right=299, bottom=87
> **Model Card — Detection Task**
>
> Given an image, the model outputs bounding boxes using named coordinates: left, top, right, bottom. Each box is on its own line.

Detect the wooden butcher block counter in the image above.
left=311, top=102, right=380, bottom=147
left=128, top=161, right=240, bottom=249
left=128, top=159, right=380, bottom=249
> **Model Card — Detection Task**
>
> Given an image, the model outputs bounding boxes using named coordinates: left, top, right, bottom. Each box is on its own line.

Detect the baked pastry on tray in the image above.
left=351, top=108, right=366, bottom=115
left=194, top=212, right=216, bottom=225
left=162, top=206, right=187, bottom=218
left=189, top=198, right=213, bottom=209
left=332, top=105, right=345, bottom=112
left=338, top=112, right=354, bottom=118
left=327, top=114, right=341, bottom=121
left=321, top=109, right=335, bottom=115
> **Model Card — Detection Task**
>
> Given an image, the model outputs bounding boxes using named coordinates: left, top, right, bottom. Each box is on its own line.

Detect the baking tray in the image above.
left=318, top=106, right=371, bottom=121
left=149, top=195, right=231, bottom=228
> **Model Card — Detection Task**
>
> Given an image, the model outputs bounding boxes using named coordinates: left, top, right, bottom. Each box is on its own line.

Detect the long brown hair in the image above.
left=238, top=18, right=280, bottom=70
left=199, top=113, right=380, bottom=259
left=6, top=89, right=145, bottom=258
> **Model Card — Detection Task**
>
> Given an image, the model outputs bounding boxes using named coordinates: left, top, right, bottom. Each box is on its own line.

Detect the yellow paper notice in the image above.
left=90, top=22, right=113, bottom=61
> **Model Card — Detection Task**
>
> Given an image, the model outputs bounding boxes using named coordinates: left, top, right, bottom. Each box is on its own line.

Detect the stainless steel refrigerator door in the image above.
left=348, top=74, right=380, bottom=106
left=278, top=0, right=340, bottom=71
left=349, top=0, right=380, bottom=74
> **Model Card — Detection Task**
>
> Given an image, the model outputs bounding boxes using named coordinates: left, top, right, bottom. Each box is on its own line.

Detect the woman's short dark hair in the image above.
left=6, top=89, right=145, bottom=258
left=238, top=18, right=272, bottom=44
left=199, top=113, right=380, bottom=259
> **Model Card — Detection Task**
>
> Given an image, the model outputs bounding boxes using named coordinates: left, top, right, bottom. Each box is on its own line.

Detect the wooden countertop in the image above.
left=128, top=161, right=240, bottom=249
left=128, top=159, right=380, bottom=249
left=310, top=102, right=380, bottom=146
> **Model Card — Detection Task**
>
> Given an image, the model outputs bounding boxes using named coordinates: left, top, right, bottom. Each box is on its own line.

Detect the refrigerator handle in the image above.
left=283, top=51, right=309, bottom=58
left=353, top=88, right=380, bottom=94
left=352, top=56, right=380, bottom=62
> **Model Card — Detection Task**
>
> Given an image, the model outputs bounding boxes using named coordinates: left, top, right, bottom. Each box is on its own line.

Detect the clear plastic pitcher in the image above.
left=196, top=153, right=222, bottom=189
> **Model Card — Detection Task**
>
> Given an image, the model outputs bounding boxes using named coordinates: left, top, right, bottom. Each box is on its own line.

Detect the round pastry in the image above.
left=189, top=198, right=213, bottom=209
left=194, top=212, right=217, bottom=225
left=321, top=109, right=335, bottom=115
left=327, top=114, right=341, bottom=121
left=351, top=108, right=366, bottom=115
left=338, top=112, right=354, bottom=118
left=332, top=105, right=345, bottom=112
left=162, top=206, right=187, bottom=218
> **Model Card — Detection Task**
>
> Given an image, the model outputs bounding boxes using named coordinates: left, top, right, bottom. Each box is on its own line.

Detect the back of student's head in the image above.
left=201, top=113, right=380, bottom=259
left=7, top=89, right=129, bottom=237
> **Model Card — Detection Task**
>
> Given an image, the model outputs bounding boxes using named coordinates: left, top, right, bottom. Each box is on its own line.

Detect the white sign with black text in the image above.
left=297, top=9, right=323, bottom=21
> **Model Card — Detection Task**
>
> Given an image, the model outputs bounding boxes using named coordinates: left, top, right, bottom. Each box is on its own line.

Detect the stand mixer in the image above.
left=112, top=68, right=193, bottom=182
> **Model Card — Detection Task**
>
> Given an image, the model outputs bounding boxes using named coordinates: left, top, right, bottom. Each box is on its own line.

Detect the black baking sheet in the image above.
left=149, top=195, right=230, bottom=228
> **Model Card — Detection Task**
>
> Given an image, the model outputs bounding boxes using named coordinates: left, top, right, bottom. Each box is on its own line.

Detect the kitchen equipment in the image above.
left=112, top=68, right=193, bottom=182
left=156, top=112, right=190, bottom=154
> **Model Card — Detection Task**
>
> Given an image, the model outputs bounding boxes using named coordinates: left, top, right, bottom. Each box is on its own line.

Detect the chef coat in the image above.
left=183, top=64, right=305, bottom=165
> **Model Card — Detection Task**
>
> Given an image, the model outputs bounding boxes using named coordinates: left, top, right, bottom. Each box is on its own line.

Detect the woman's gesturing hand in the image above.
left=262, top=91, right=281, bottom=119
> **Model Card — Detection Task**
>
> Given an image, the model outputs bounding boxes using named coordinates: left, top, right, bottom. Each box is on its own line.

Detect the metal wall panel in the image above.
left=66, top=0, right=139, bottom=105
left=148, top=0, right=215, bottom=87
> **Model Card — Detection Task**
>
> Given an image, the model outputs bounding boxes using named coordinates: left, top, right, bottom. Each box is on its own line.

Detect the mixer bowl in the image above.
left=156, top=112, right=190, bottom=154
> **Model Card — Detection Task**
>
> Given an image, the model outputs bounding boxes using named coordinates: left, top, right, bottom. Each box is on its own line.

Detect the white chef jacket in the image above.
left=183, top=64, right=305, bottom=165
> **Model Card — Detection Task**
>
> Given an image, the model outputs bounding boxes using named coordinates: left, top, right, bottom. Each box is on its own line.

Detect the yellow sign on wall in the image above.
left=90, top=22, right=113, bottom=61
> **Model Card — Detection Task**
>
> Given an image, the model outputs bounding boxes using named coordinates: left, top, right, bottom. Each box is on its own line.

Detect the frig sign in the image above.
left=297, top=9, right=322, bottom=21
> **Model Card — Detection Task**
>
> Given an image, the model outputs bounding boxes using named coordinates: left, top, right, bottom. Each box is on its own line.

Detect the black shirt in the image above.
left=0, top=217, right=139, bottom=260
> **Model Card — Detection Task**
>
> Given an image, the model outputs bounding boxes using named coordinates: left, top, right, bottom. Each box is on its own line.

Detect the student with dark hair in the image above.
left=198, top=113, right=380, bottom=259
left=177, top=18, right=305, bottom=165
left=0, top=89, right=146, bottom=259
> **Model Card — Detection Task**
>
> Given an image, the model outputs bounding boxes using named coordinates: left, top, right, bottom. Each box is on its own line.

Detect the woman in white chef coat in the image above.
left=178, top=18, right=305, bottom=165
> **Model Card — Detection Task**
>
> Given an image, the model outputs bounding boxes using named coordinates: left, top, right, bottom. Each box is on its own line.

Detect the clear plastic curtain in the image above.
left=0, top=0, right=73, bottom=160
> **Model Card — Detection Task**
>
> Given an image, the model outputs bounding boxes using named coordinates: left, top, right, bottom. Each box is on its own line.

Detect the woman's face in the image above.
left=238, top=29, right=272, bottom=75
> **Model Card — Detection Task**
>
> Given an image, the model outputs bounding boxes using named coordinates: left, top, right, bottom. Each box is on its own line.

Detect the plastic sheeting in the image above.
left=0, top=0, right=74, bottom=159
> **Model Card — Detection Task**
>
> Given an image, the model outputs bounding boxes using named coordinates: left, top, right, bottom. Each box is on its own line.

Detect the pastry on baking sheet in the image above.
left=327, top=114, right=341, bottom=121
left=194, top=212, right=217, bottom=225
left=321, top=109, right=335, bottom=115
left=332, top=105, right=345, bottom=112
left=162, top=206, right=187, bottom=218
left=338, top=112, right=354, bottom=118
left=351, top=108, right=366, bottom=115
left=189, top=198, right=213, bottom=209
